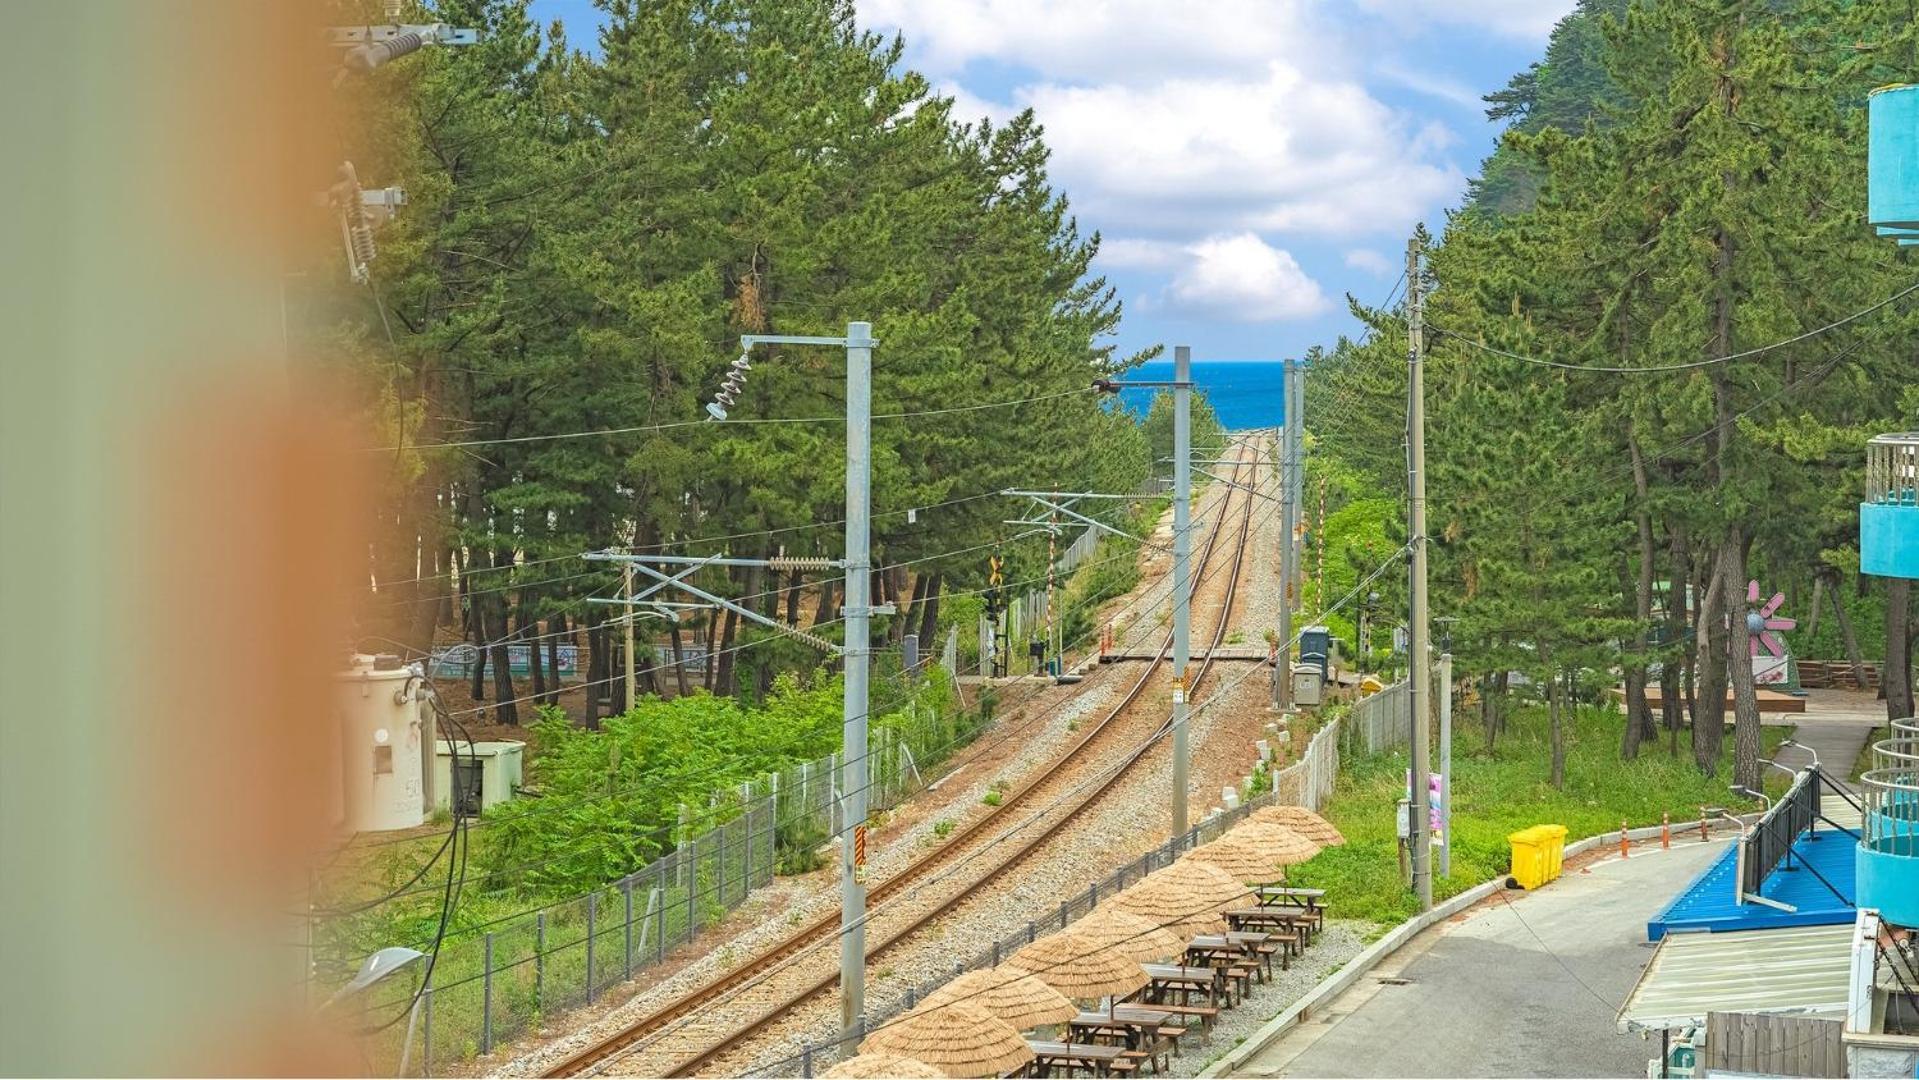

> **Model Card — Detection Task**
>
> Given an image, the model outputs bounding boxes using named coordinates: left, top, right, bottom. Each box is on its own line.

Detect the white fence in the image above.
left=1343, top=679, right=1410, bottom=755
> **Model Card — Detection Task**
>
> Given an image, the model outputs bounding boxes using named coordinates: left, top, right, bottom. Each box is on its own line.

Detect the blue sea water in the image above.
left=1114, top=360, right=1286, bottom=432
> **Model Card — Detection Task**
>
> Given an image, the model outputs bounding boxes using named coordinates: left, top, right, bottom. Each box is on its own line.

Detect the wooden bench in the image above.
left=1069, top=1008, right=1179, bottom=1074
left=1121, top=1001, right=1220, bottom=1036
left=1027, top=1039, right=1135, bottom=1077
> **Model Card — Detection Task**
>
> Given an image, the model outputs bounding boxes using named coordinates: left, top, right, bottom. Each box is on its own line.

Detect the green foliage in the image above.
left=1289, top=702, right=1783, bottom=924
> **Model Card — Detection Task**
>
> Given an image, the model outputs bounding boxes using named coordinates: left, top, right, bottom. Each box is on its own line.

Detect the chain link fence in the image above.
left=1342, top=679, right=1410, bottom=755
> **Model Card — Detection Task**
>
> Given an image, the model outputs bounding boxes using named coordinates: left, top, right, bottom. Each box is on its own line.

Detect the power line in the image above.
left=360, top=386, right=1096, bottom=453
left=1432, top=278, right=1919, bottom=373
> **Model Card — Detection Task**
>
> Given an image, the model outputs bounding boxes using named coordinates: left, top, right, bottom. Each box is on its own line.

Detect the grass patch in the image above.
left=1289, top=702, right=1786, bottom=924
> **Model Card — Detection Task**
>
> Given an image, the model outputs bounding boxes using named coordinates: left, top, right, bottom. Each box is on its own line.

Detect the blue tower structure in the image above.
left=1870, top=85, right=1919, bottom=246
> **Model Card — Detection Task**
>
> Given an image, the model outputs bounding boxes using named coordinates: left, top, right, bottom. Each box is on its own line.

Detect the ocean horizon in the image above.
left=1115, top=359, right=1286, bottom=432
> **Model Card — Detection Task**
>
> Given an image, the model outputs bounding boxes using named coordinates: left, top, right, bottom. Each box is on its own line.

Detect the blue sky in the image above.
left=528, top=0, right=1572, bottom=362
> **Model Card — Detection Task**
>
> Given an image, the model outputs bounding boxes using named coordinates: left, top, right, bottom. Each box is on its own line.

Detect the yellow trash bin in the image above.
left=1508, top=824, right=1569, bottom=889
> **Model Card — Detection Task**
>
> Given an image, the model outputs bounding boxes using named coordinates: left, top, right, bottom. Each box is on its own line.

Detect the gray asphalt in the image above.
left=1232, top=839, right=1727, bottom=1078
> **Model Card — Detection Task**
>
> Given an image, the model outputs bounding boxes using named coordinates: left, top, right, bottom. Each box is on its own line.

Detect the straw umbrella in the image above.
left=1182, top=833, right=1291, bottom=884
left=822, top=1054, right=947, bottom=1079
left=919, top=968, right=1077, bottom=1031
left=1004, top=930, right=1149, bottom=1000
left=1099, top=879, right=1228, bottom=937
left=1248, top=804, right=1346, bottom=846
left=1070, top=908, right=1186, bottom=964
left=858, top=1000, right=1034, bottom=1079
left=1140, top=858, right=1257, bottom=909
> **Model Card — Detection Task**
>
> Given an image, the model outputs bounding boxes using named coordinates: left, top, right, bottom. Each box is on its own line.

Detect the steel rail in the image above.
left=544, top=440, right=1263, bottom=1079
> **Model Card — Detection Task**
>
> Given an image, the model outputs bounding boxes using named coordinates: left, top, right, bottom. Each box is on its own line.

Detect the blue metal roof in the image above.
left=1647, top=827, right=1858, bottom=941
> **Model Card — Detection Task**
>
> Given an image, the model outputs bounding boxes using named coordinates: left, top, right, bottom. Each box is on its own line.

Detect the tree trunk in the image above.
left=714, top=607, right=740, bottom=697
left=785, top=569, right=804, bottom=626
left=1543, top=647, right=1565, bottom=789
left=917, top=572, right=943, bottom=659
left=1664, top=525, right=1690, bottom=754
left=1832, top=581, right=1867, bottom=688
left=1694, top=552, right=1727, bottom=776
left=813, top=578, right=836, bottom=627
left=469, top=581, right=489, bottom=703
left=1723, top=530, right=1761, bottom=791
left=584, top=615, right=605, bottom=729
left=486, top=596, right=519, bottom=726
left=524, top=596, right=546, bottom=705
left=1887, top=576, right=1915, bottom=722
left=545, top=611, right=564, bottom=705
left=702, top=613, right=720, bottom=692
left=1623, top=436, right=1657, bottom=758
left=669, top=620, right=692, bottom=697
left=1806, top=573, right=1823, bottom=641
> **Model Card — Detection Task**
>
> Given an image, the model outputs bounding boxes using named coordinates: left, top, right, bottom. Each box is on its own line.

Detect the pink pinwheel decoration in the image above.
left=1744, top=579, right=1796, bottom=659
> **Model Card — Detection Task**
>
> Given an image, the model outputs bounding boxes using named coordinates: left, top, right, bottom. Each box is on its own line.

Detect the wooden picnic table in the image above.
left=1069, top=1007, right=1181, bottom=1072
left=1255, top=885, right=1325, bottom=910
left=1223, top=930, right=1283, bottom=976
left=1224, top=905, right=1316, bottom=946
left=1026, top=1039, right=1133, bottom=1077
left=1138, top=963, right=1225, bottom=1009
left=1180, top=939, right=1251, bottom=1003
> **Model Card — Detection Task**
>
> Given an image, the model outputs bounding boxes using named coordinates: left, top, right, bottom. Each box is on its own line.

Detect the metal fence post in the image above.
left=586, top=892, right=598, bottom=1003
left=421, top=986, right=433, bottom=1078
left=624, top=879, right=635, bottom=981
left=535, top=911, right=546, bottom=1008
left=717, top=815, right=728, bottom=910
left=481, top=932, right=495, bottom=1055
left=656, top=884, right=667, bottom=965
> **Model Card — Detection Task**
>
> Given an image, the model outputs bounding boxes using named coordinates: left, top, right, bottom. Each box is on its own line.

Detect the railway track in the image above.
left=543, top=439, right=1265, bottom=1079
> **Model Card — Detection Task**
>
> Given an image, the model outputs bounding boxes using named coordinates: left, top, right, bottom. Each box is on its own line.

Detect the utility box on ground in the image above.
left=1299, top=625, right=1330, bottom=678
left=1292, top=663, right=1324, bottom=706
left=333, top=654, right=430, bottom=833
left=434, top=740, right=524, bottom=816
left=1509, top=824, right=1569, bottom=889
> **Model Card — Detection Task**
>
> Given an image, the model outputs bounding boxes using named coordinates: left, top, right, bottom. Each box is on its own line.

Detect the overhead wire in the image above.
left=319, top=449, right=1271, bottom=935
left=1430, top=278, right=1919, bottom=373
left=578, top=544, right=1409, bottom=1076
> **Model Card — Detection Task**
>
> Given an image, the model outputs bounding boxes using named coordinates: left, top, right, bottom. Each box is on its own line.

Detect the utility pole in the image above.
left=1407, top=234, right=1433, bottom=911
left=1275, top=358, right=1301, bottom=709
left=1171, top=345, right=1194, bottom=839
left=839, top=322, right=876, bottom=1045
left=623, top=562, right=637, bottom=710
left=1439, top=647, right=1453, bottom=878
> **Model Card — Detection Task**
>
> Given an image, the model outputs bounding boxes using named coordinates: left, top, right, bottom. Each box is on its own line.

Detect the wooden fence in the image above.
left=1705, top=1011, right=1844, bottom=1078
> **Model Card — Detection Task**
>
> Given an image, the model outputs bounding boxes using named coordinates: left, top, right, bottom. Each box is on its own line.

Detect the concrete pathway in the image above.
left=1230, top=840, right=1728, bottom=1078
left=1764, top=688, right=1884, bottom=789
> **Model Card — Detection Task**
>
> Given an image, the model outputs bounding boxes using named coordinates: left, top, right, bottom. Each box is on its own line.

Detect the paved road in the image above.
left=1232, top=840, right=1728, bottom=1078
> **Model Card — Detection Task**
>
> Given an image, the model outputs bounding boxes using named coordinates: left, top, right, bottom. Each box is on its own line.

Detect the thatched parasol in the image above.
left=1248, top=804, right=1347, bottom=846
left=1004, top=931, right=1149, bottom=1000
left=1186, top=822, right=1322, bottom=882
left=1099, top=879, right=1229, bottom=937
left=1140, top=858, right=1257, bottom=909
left=822, top=1053, right=947, bottom=1079
left=1182, top=834, right=1290, bottom=884
left=858, top=1001, right=1035, bottom=1079
left=1069, top=908, right=1186, bottom=963
left=919, top=968, right=1077, bottom=1030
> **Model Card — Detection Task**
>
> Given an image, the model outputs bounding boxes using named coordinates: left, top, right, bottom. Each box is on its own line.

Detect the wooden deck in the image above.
left=1610, top=686, right=1806, bottom=713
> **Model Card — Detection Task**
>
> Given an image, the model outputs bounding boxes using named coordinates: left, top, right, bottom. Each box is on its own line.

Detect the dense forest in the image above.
left=1310, top=0, right=1919, bottom=790
left=315, top=0, right=1168, bottom=725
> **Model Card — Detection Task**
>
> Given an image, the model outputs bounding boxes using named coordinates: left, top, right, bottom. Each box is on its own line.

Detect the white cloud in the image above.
left=1098, top=237, right=1184, bottom=270
left=860, top=0, right=1328, bottom=82
left=1019, top=62, right=1462, bottom=237
left=1168, top=233, right=1329, bottom=321
left=1344, top=248, right=1395, bottom=276
left=1374, top=62, right=1488, bottom=111
left=1353, top=0, right=1576, bottom=41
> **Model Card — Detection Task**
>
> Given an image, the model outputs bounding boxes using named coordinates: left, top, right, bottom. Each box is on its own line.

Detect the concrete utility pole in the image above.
left=1439, top=648, right=1453, bottom=878
left=839, top=321, right=876, bottom=1045
left=1407, top=234, right=1434, bottom=911
left=1275, top=358, right=1301, bottom=709
left=1171, top=345, right=1194, bottom=839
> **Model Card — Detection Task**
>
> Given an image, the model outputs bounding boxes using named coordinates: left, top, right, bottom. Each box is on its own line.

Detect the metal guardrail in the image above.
left=1739, top=766, right=1820, bottom=901
left=1863, top=716, right=1919, bottom=860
